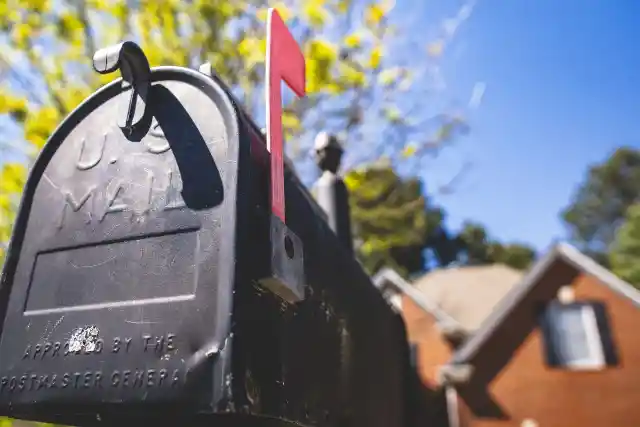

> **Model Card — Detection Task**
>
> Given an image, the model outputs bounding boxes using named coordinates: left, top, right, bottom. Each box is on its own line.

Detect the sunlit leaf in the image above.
left=10, top=23, right=31, bottom=49
left=368, top=45, right=382, bottom=69
left=378, top=67, right=400, bottom=86
left=343, top=33, right=361, bottom=49
left=383, top=105, right=401, bottom=123
left=282, top=110, right=301, bottom=133
left=337, top=0, right=351, bottom=13
left=365, top=3, right=386, bottom=27
left=0, top=92, right=28, bottom=122
left=0, top=163, right=27, bottom=195
left=339, top=64, right=366, bottom=88
left=306, top=39, right=338, bottom=93
left=303, top=0, right=330, bottom=27
left=24, top=107, right=62, bottom=149
left=238, top=36, right=267, bottom=69
left=402, top=144, right=417, bottom=158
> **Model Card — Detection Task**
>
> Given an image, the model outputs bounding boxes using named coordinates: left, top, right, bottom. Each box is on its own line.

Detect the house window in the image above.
left=540, top=301, right=618, bottom=370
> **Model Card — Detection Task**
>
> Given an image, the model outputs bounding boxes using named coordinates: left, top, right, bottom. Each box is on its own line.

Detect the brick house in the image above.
left=374, top=243, right=640, bottom=427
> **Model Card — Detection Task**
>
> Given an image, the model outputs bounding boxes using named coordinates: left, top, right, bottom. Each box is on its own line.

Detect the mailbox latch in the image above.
left=92, top=41, right=151, bottom=137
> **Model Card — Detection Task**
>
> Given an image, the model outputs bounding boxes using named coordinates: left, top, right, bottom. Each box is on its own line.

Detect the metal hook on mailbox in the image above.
left=92, top=41, right=151, bottom=137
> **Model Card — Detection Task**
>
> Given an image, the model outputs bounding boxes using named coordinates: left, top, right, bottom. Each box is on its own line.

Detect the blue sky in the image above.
left=397, top=0, right=640, bottom=252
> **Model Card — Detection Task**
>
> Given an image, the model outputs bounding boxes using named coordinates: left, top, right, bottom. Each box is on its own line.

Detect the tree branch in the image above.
left=76, top=0, right=96, bottom=60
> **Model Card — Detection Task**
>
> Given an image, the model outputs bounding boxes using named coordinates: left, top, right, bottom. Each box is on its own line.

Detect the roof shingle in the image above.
left=412, top=264, right=523, bottom=333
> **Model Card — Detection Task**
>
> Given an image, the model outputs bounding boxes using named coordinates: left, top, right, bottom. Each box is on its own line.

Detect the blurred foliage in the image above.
left=489, top=243, right=537, bottom=271
left=345, top=166, right=537, bottom=279
left=345, top=164, right=455, bottom=278
left=561, top=147, right=640, bottom=267
left=0, top=0, right=472, bottom=267
left=0, top=418, right=62, bottom=427
left=0, top=164, right=25, bottom=265
left=610, top=203, right=640, bottom=288
left=456, top=221, right=537, bottom=271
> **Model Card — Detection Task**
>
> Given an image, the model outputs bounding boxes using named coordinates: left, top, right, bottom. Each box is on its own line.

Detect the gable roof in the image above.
left=373, top=242, right=640, bottom=379
left=451, top=242, right=640, bottom=365
left=372, top=268, right=459, bottom=329
left=412, top=264, right=523, bottom=333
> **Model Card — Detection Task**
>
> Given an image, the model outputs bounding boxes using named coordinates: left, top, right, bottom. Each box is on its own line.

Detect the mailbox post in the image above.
left=0, top=9, right=428, bottom=427
left=312, top=132, right=354, bottom=255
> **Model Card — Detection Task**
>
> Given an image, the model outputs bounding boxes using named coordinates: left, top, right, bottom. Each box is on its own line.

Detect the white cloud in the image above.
left=468, top=81, right=486, bottom=110
left=442, top=0, right=476, bottom=39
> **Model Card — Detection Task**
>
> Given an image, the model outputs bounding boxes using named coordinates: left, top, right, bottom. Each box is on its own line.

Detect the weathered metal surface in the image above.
left=0, top=44, right=423, bottom=427
left=0, top=65, right=241, bottom=418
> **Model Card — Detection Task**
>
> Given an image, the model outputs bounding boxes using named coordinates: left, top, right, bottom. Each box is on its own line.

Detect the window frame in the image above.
left=540, top=300, right=616, bottom=371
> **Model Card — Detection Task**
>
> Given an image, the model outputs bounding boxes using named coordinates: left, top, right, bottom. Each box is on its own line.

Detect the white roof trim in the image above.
left=556, top=242, right=640, bottom=307
left=372, top=268, right=460, bottom=328
left=451, top=242, right=640, bottom=365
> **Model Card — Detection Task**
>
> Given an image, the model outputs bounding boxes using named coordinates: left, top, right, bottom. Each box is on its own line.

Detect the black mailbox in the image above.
left=0, top=41, right=253, bottom=416
left=0, top=14, right=414, bottom=427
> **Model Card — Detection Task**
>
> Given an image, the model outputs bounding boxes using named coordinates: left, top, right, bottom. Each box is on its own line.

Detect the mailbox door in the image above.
left=0, top=67, right=247, bottom=411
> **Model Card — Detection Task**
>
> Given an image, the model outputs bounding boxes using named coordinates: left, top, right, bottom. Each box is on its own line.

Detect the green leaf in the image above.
left=610, top=203, right=640, bottom=288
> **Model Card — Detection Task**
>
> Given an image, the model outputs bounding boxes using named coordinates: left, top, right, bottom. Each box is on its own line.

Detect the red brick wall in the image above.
left=460, top=273, right=640, bottom=427
left=401, top=295, right=454, bottom=388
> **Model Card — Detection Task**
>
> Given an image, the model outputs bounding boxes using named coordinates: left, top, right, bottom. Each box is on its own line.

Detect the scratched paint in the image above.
left=68, top=325, right=100, bottom=353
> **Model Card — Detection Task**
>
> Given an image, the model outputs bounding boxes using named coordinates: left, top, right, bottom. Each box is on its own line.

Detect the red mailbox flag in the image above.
left=265, top=8, right=306, bottom=223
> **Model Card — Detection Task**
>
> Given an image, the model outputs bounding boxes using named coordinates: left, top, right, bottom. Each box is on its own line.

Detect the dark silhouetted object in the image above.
left=312, top=132, right=354, bottom=255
